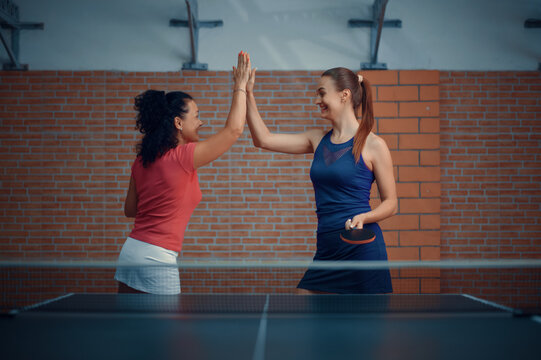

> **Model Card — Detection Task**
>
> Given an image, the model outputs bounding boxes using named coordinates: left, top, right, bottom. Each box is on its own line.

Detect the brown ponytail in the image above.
left=352, top=77, right=374, bottom=163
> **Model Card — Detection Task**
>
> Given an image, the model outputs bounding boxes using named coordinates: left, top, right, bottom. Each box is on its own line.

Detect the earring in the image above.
left=180, top=127, right=183, bottom=131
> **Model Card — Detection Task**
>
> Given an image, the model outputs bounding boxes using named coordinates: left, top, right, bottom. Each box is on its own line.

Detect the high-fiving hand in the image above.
left=233, top=51, right=251, bottom=89
left=246, top=65, right=257, bottom=93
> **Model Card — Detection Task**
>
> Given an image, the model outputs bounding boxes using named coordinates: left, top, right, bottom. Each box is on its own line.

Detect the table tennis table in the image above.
left=1, top=293, right=540, bottom=360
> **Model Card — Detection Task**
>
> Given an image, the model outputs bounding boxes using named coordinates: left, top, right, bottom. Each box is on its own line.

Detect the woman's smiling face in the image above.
left=176, top=99, right=204, bottom=143
left=315, top=76, right=344, bottom=121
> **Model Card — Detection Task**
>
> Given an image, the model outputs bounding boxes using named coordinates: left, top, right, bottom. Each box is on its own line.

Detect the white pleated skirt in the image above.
left=114, top=237, right=181, bottom=295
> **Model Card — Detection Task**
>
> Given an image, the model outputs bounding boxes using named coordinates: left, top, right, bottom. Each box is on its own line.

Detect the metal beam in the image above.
left=1, top=21, right=44, bottom=30
left=348, top=19, right=401, bottom=28
left=0, top=0, right=19, bottom=28
left=0, top=0, right=44, bottom=70
left=348, top=0, right=401, bottom=70
left=170, top=0, right=223, bottom=70
left=524, top=19, right=541, bottom=70
left=0, top=27, right=19, bottom=68
left=524, top=19, right=541, bottom=28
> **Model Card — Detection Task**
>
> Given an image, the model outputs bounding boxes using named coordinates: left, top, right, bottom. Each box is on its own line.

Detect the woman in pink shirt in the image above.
left=115, top=52, right=251, bottom=294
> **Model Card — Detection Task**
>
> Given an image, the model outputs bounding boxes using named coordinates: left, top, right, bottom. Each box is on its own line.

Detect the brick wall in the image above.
left=2, top=69, right=539, bottom=304
left=365, top=70, right=440, bottom=294
left=0, top=69, right=440, bottom=298
left=439, top=71, right=541, bottom=307
left=440, top=71, right=541, bottom=259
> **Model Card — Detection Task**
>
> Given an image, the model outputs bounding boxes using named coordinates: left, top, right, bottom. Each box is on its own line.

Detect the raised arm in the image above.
left=246, top=68, right=324, bottom=154
left=193, top=51, right=251, bottom=169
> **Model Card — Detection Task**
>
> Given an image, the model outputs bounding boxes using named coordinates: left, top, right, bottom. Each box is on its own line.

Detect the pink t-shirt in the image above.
left=129, top=142, right=202, bottom=252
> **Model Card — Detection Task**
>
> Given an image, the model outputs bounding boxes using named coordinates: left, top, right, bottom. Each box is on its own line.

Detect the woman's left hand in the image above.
left=233, top=51, right=251, bottom=89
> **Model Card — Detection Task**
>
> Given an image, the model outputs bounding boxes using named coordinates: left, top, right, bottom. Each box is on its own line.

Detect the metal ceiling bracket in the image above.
left=348, top=0, right=401, bottom=70
left=524, top=19, right=540, bottom=70
left=0, top=0, right=44, bottom=70
left=170, top=0, right=223, bottom=70
left=524, top=19, right=541, bottom=28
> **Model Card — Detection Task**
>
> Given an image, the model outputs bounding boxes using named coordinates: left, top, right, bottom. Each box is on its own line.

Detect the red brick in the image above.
left=380, top=215, right=419, bottom=230
left=379, top=118, right=418, bottom=133
left=399, top=70, right=440, bottom=85
left=421, top=278, right=441, bottom=293
left=400, top=102, right=439, bottom=117
left=421, top=247, right=440, bottom=260
left=401, top=231, right=440, bottom=246
left=400, top=167, right=440, bottom=182
left=359, top=70, right=398, bottom=85
left=379, top=134, right=398, bottom=150
left=392, top=278, right=420, bottom=293
left=420, top=85, right=440, bottom=100
left=396, top=182, right=420, bottom=197
left=420, top=118, right=440, bottom=133
left=378, top=86, right=419, bottom=101
left=421, top=215, right=441, bottom=230
left=390, top=151, right=419, bottom=166
left=420, top=150, right=440, bottom=165
left=400, top=268, right=441, bottom=278
left=387, top=247, right=419, bottom=261
left=399, top=134, right=440, bottom=149
left=382, top=231, right=399, bottom=246
left=400, top=198, right=440, bottom=213
left=374, top=102, right=398, bottom=117
left=421, top=183, right=441, bottom=197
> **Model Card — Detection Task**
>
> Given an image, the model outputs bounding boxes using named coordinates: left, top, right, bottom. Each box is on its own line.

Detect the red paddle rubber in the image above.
left=340, top=228, right=376, bottom=245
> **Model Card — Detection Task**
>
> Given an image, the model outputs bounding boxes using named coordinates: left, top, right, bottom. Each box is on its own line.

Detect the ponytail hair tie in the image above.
left=358, top=75, right=364, bottom=84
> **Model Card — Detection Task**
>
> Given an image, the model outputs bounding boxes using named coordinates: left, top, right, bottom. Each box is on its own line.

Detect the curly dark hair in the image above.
left=134, top=90, right=193, bottom=167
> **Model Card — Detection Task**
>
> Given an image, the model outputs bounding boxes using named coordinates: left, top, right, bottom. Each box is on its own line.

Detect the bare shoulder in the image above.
left=366, top=132, right=390, bottom=153
left=306, top=128, right=327, bottom=151
left=363, top=132, right=392, bottom=168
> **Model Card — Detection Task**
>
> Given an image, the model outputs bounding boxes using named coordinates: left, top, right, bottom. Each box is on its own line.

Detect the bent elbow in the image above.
left=256, top=135, right=275, bottom=151
left=251, top=137, right=263, bottom=148
left=248, top=132, right=266, bottom=149
left=228, top=125, right=244, bottom=140
left=391, top=199, right=398, bottom=216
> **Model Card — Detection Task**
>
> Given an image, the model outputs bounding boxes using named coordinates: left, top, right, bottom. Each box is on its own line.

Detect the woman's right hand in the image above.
left=233, top=51, right=251, bottom=89
left=246, top=67, right=257, bottom=93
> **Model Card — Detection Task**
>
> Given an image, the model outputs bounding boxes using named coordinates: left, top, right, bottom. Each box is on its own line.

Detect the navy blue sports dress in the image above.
left=297, top=131, right=393, bottom=294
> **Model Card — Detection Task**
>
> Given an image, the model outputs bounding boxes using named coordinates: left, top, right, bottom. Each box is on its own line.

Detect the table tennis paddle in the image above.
left=340, top=228, right=376, bottom=245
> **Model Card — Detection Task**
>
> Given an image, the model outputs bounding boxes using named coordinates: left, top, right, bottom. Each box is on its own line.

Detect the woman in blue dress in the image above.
left=245, top=66, right=397, bottom=294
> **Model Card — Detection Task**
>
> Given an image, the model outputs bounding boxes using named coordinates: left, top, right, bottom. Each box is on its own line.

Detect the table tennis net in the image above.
left=1, top=259, right=540, bottom=315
